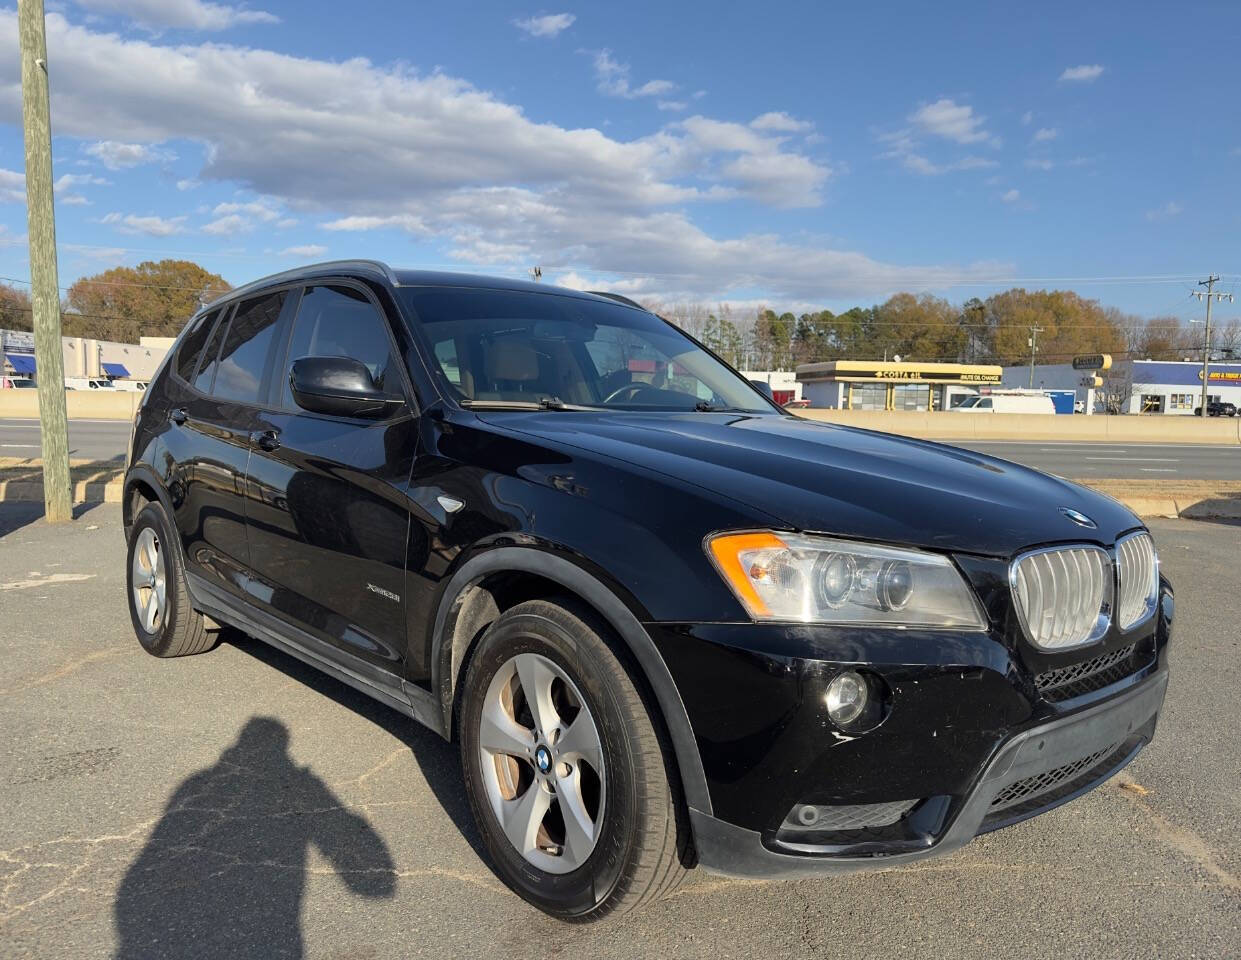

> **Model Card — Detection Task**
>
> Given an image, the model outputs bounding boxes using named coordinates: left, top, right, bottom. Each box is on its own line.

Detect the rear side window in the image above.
left=280, top=285, right=400, bottom=410
left=193, top=313, right=229, bottom=394
left=212, top=291, right=287, bottom=404
left=175, top=309, right=218, bottom=382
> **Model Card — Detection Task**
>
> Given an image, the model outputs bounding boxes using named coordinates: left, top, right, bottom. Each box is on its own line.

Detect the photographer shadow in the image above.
left=114, top=716, right=396, bottom=959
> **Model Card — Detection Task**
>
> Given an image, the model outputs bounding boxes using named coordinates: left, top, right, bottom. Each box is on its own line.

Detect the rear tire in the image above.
left=459, top=599, right=687, bottom=921
left=126, top=501, right=213, bottom=658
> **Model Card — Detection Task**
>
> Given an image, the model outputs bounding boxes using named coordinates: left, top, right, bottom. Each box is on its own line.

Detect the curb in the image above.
left=0, top=479, right=124, bottom=504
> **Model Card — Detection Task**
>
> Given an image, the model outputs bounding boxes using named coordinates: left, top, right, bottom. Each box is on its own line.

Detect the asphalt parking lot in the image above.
left=0, top=504, right=1237, bottom=959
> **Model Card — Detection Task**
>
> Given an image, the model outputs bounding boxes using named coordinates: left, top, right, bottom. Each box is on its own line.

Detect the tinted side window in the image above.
left=213, top=291, right=286, bottom=404
left=281, top=285, right=400, bottom=410
left=193, top=310, right=230, bottom=394
left=175, top=309, right=219, bottom=382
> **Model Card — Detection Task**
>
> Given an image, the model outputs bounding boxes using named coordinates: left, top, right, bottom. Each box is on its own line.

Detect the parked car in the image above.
left=782, top=397, right=810, bottom=409
left=951, top=392, right=1057, bottom=414
left=0, top=376, right=35, bottom=389
left=112, top=380, right=149, bottom=392
left=64, top=377, right=114, bottom=390
left=123, top=261, right=1172, bottom=920
left=1194, top=401, right=1237, bottom=417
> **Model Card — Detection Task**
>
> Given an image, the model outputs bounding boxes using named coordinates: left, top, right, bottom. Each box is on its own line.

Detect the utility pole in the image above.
left=1192, top=275, right=1233, bottom=417
left=18, top=0, right=71, bottom=522
left=1027, top=326, right=1045, bottom=389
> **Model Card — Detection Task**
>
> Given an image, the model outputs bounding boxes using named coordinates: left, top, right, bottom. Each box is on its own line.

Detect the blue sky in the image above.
left=0, top=0, right=1238, bottom=320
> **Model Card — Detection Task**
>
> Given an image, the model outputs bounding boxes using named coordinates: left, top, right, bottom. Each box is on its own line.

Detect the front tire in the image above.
left=459, top=599, right=686, bottom=920
left=126, top=501, right=213, bottom=658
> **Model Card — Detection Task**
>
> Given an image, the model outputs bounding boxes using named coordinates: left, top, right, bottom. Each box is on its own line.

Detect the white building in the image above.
left=2, top=328, right=173, bottom=383
left=740, top=370, right=803, bottom=405
left=1002, top=359, right=1241, bottom=414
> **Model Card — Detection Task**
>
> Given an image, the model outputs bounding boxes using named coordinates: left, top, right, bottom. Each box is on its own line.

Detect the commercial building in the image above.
left=1, top=328, right=173, bottom=383
left=740, top=370, right=803, bottom=405
left=795, top=360, right=1002, bottom=411
left=1001, top=359, right=1241, bottom=415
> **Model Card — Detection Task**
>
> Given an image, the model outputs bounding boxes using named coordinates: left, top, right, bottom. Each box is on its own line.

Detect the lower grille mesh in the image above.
left=794, top=800, right=918, bottom=831
left=990, top=744, right=1118, bottom=811
left=1035, top=644, right=1147, bottom=701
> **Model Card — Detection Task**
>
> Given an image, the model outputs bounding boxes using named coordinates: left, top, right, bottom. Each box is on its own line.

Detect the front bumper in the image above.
left=689, top=666, right=1168, bottom=877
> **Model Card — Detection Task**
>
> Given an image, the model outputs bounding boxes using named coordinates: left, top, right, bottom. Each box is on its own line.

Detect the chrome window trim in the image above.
left=1114, top=530, right=1160, bottom=634
left=1009, top=543, right=1113, bottom=651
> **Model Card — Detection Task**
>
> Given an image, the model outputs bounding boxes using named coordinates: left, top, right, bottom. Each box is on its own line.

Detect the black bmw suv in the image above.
left=124, top=261, right=1171, bottom=919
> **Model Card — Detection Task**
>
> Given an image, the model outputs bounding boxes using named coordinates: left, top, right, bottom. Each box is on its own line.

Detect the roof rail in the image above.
left=586, top=291, right=647, bottom=310
left=202, top=259, right=398, bottom=309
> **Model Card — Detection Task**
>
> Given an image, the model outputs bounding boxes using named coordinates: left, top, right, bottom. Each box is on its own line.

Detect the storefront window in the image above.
left=893, top=383, right=930, bottom=411
left=1140, top=394, right=1165, bottom=413
left=849, top=383, right=887, bottom=410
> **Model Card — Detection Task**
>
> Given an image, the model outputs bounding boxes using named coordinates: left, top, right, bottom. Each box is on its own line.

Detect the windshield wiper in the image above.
left=693, top=401, right=751, bottom=412
left=459, top=396, right=598, bottom=411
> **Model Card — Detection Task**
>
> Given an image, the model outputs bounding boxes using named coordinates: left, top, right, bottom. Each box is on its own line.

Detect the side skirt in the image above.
left=186, top=572, right=445, bottom=736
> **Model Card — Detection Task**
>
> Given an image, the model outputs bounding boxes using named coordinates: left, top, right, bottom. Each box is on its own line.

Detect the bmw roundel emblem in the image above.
left=1059, top=507, right=1097, bottom=529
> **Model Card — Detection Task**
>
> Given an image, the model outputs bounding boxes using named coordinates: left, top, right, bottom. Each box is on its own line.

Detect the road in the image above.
left=0, top=503, right=1237, bottom=959
left=2, top=417, right=1240, bottom=483
left=955, top=440, right=1241, bottom=482
left=0, top=418, right=129, bottom=462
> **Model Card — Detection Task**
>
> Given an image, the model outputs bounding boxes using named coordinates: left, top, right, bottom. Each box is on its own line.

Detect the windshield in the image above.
left=956, top=396, right=979, bottom=408
left=401, top=287, right=776, bottom=413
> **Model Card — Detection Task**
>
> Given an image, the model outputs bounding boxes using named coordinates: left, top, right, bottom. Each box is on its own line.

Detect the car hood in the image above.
left=478, top=411, right=1142, bottom=557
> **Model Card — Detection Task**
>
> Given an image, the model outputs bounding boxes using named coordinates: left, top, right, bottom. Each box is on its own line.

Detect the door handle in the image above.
left=169, top=407, right=188, bottom=425
left=252, top=429, right=281, bottom=452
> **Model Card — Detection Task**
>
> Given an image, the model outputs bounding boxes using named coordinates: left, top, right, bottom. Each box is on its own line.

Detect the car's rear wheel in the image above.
left=126, top=501, right=213, bottom=658
left=459, top=598, right=686, bottom=920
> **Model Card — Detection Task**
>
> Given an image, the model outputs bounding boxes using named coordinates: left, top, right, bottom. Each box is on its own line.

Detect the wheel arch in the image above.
left=430, top=546, right=712, bottom=816
left=123, top=465, right=175, bottom=536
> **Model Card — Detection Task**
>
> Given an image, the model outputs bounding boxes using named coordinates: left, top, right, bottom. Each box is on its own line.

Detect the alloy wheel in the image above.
left=477, top=652, right=606, bottom=874
left=131, top=527, right=167, bottom=633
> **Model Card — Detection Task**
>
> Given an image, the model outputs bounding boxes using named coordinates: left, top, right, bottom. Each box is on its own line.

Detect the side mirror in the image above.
left=289, top=357, right=404, bottom=419
left=749, top=379, right=774, bottom=400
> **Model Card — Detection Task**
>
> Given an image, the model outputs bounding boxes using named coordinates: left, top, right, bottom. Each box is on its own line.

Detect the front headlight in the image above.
left=706, top=531, right=986, bottom=628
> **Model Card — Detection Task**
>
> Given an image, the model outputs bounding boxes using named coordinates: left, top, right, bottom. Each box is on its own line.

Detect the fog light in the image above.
left=826, top=670, right=868, bottom=726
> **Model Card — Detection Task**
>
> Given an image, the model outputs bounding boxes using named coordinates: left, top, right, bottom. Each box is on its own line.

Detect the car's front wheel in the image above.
left=459, top=598, right=687, bottom=920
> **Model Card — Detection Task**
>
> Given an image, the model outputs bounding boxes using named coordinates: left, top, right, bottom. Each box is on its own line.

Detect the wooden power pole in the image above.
left=18, top=0, right=72, bottom=522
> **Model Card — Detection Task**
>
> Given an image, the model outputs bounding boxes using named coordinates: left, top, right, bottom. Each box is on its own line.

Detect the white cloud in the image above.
left=512, top=13, right=574, bottom=37
left=201, top=213, right=249, bottom=235
left=591, top=49, right=674, bottom=99
left=0, top=12, right=1006, bottom=302
left=321, top=214, right=429, bottom=233
left=1025, top=158, right=1055, bottom=171
left=878, top=132, right=997, bottom=175
left=1001, top=189, right=1020, bottom=203
left=176, top=178, right=201, bottom=190
left=213, top=199, right=282, bottom=221
left=101, top=211, right=187, bottom=235
left=279, top=244, right=327, bottom=258
left=1020, top=111, right=1033, bottom=126
left=750, top=111, right=813, bottom=133
left=0, top=167, right=25, bottom=203
left=73, top=0, right=278, bottom=31
left=54, top=172, right=109, bottom=192
left=1060, top=64, right=1104, bottom=83
left=1032, top=127, right=1058, bottom=142
left=656, top=100, right=687, bottom=112
left=1145, top=201, right=1182, bottom=221
left=909, top=98, right=996, bottom=145
left=59, top=194, right=91, bottom=205
left=201, top=198, right=285, bottom=234
left=63, top=242, right=128, bottom=260
left=85, top=140, right=174, bottom=169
